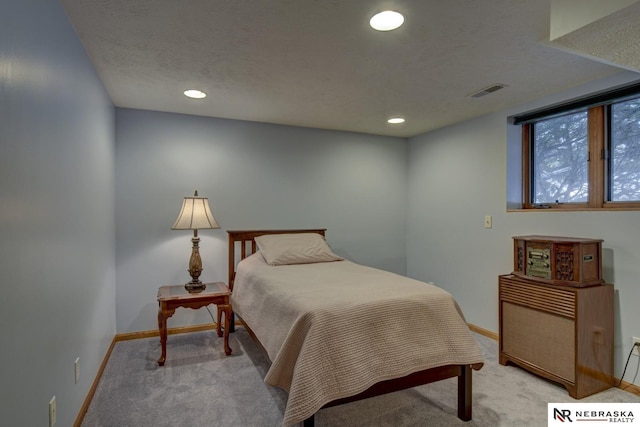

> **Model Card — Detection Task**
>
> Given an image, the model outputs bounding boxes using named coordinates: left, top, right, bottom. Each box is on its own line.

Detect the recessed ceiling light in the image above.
left=370, top=11, right=404, bottom=31
left=387, top=117, right=405, bottom=124
left=184, top=89, right=207, bottom=99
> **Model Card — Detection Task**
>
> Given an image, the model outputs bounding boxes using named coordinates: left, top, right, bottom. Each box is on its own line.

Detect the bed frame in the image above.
left=228, top=229, right=477, bottom=426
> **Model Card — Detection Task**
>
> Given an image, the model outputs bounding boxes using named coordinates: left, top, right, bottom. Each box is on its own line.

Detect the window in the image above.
left=532, top=111, right=589, bottom=204
left=516, top=83, right=640, bottom=210
left=610, top=98, right=640, bottom=202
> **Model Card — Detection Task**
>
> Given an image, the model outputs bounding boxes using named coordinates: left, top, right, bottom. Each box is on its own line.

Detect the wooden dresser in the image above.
left=499, top=274, right=613, bottom=398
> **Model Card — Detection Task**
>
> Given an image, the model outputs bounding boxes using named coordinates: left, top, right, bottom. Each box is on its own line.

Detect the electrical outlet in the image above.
left=49, top=396, right=56, bottom=427
left=633, top=337, right=640, bottom=356
left=75, top=357, right=80, bottom=384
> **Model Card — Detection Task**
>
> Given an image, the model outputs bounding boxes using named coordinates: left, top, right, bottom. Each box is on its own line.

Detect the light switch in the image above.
left=484, top=215, right=492, bottom=229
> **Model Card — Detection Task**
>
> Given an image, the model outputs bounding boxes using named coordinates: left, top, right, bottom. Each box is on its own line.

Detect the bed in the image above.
left=228, top=229, right=484, bottom=426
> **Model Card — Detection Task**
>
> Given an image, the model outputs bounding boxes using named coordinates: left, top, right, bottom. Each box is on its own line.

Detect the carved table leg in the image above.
left=216, top=305, right=223, bottom=337
left=157, top=305, right=175, bottom=366
left=158, top=306, right=168, bottom=366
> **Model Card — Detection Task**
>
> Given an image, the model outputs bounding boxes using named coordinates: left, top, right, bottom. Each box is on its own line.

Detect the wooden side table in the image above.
left=157, top=282, right=232, bottom=366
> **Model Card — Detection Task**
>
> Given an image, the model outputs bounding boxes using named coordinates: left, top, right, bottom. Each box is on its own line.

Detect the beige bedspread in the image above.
left=230, top=253, right=484, bottom=426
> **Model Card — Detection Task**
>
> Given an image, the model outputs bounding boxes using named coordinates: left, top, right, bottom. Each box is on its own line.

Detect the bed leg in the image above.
left=230, top=312, right=236, bottom=333
left=457, top=364, right=472, bottom=421
left=302, top=414, right=315, bottom=427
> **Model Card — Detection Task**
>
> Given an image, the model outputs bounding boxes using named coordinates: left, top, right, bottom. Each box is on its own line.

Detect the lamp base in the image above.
left=185, top=281, right=206, bottom=293
left=184, top=234, right=205, bottom=293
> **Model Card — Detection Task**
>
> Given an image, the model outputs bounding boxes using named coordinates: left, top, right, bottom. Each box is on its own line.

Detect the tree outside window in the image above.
left=521, top=93, right=640, bottom=209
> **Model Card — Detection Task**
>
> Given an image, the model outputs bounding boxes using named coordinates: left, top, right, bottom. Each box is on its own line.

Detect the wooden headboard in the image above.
left=227, top=229, right=326, bottom=292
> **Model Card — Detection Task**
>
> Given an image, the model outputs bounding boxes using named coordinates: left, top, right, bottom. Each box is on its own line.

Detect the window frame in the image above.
left=517, top=83, right=640, bottom=211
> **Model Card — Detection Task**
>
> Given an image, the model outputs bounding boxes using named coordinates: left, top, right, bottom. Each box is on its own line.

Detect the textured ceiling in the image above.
left=549, top=2, right=640, bottom=72
left=60, top=0, right=640, bottom=137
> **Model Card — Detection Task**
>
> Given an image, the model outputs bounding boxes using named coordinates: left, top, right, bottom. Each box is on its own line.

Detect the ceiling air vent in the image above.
left=469, top=83, right=507, bottom=98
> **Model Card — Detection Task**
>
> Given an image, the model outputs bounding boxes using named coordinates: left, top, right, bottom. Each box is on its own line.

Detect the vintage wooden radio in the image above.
left=512, top=235, right=604, bottom=287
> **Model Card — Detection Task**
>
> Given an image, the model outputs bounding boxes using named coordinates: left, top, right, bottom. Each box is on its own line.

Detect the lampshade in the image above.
left=171, top=191, right=220, bottom=230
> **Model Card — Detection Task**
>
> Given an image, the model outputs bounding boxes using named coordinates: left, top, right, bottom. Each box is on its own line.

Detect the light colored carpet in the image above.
left=81, top=328, right=640, bottom=426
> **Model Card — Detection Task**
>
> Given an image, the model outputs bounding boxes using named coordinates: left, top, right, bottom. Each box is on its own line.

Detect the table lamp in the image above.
left=171, top=190, right=220, bottom=292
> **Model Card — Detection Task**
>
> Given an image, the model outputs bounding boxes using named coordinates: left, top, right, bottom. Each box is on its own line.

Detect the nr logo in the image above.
left=554, top=408, right=573, bottom=422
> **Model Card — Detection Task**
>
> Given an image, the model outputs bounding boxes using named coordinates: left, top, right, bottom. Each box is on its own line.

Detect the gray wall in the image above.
left=0, top=1, right=116, bottom=426
left=407, top=70, right=640, bottom=385
left=115, top=109, right=407, bottom=333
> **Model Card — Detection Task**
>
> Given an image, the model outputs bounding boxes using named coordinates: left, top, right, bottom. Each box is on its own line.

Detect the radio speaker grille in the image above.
left=499, top=275, right=575, bottom=318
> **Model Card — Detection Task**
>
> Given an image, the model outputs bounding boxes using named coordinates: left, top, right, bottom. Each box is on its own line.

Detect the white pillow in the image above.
left=255, top=233, right=343, bottom=266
